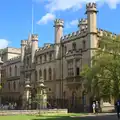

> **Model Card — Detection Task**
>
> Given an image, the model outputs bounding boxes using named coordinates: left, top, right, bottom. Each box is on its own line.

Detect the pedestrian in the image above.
left=92, top=102, right=96, bottom=114
left=116, top=99, right=120, bottom=119
left=95, top=101, right=99, bottom=114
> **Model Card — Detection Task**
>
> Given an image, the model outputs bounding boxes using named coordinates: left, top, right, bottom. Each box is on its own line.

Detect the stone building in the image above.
left=0, top=3, right=117, bottom=111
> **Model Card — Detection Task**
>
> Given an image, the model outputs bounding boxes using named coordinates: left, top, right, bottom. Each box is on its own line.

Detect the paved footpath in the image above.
left=71, top=113, right=119, bottom=120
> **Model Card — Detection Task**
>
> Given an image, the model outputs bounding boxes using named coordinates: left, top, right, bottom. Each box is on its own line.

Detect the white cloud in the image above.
left=39, top=0, right=120, bottom=12
left=70, top=19, right=78, bottom=26
left=65, top=19, right=78, bottom=28
left=0, top=39, right=9, bottom=49
left=37, top=13, right=56, bottom=25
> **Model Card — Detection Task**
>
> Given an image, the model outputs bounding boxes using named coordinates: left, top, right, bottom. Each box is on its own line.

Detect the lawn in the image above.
left=0, top=113, right=87, bottom=120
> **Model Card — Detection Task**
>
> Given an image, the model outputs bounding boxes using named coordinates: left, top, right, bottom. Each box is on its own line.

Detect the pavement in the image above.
left=71, top=113, right=119, bottom=120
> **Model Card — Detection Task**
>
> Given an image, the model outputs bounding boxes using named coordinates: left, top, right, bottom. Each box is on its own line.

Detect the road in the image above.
left=71, top=113, right=119, bottom=120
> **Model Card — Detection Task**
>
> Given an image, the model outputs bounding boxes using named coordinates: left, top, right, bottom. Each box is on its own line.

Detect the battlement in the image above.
left=31, top=34, right=38, bottom=41
left=61, top=28, right=88, bottom=41
left=86, top=2, right=96, bottom=9
left=54, top=19, right=64, bottom=27
left=78, top=18, right=87, bottom=25
left=35, top=44, right=54, bottom=53
left=21, top=40, right=28, bottom=45
left=86, top=2, right=97, bottom=13
left=97, top=28, right=117, bottom=38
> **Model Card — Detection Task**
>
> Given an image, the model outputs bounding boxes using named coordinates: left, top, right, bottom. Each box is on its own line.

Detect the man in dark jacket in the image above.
left=116, top=99, right=120, bottom=119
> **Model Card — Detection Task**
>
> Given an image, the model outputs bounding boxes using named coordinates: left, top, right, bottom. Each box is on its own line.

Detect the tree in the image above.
left=81, top=33, right=120, bottom=101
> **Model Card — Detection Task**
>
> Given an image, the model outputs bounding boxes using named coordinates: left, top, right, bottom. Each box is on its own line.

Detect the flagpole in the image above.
left=32, top=3, right=34, bottom=34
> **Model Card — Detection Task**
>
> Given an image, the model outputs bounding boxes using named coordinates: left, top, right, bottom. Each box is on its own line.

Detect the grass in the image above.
left=0, top=113, right=87, bottom=120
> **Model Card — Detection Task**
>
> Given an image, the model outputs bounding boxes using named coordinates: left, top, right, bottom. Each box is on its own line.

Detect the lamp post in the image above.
left=0, top=54, right=3, bottom=106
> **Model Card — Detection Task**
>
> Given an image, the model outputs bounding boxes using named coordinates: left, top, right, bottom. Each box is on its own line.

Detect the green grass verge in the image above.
left=0, top=113, right=87, bottom=120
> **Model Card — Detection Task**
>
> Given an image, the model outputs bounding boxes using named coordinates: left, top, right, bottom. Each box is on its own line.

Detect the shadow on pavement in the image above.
left=32, top=114, right=117, bottom=120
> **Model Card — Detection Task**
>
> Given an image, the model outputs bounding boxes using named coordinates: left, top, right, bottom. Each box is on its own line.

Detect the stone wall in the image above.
left=0, top=109, right=68, bottom=115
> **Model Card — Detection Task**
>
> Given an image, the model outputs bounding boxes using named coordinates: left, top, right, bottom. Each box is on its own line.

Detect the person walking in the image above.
left=116, top=99, right=120, bottom=119
left=95, top=101, right=99, bottom=114
left=92, top=102, right=96, bottom=114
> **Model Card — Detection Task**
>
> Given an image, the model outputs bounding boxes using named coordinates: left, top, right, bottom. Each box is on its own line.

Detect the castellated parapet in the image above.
left=78, top=18, right=87, bottom=26
left=61, top=27, right=88, bottom=41
left=78, top=18, right=87, bottom=30
left=97, top=28, right=117, bottom=38
left=54, top=19, right=64, bottom=27
left=86, top=2, right=97, bottom=13
left=31, top=34, right=38, bottom=41
left=35, top=44, right=54, bottom=55
left=21, top=40, right=28, bottom=46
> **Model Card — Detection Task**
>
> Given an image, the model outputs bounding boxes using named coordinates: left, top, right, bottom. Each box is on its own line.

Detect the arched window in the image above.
left=13, top=81, right=16, bottom=90
left=39, top=69, right=42, bottom=79
left=48, top=68, right=52, bottom=80
left=15, top=65, right=17, bottom=76
left=44, top=69, right=46, bottom=80
left=9, top=67, right=12, bottom=76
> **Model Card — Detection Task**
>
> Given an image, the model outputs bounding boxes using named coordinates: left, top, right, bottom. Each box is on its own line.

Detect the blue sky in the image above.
left=0, top=0, right=120, bottom=48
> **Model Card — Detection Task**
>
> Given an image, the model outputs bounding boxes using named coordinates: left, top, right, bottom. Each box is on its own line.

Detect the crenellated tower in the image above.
left=54, top=19, right=64, bottom=59
left=85, top=3, right=98, bottom=58
left=31, top=34, right=38, bottom=63
left=78, top=18, right=87, bottom=30
left=86, top=2, right=98, bottom=33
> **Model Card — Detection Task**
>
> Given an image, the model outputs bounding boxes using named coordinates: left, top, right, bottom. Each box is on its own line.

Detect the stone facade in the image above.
left=0, top=3, right=117, bottom=111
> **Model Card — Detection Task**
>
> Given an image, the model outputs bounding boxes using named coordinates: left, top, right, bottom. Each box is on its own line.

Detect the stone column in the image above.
left=36, top=77, right=47, bottom=109
left=22, top=78, right=31, bottom=109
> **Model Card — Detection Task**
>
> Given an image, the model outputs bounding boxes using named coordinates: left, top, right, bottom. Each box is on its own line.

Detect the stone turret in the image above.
left=31, top=34, right=38, bottom=63
left=54, top=19, right=64, bottom=59
left=21, top=40, right=27, bottom=64
left=78, top=18, right=87, bottom=30
left=54, top=19, right=64, bottom=44
left=85, top=2, right=98, bottom=63
left=85, top=2, right=98, bottom=33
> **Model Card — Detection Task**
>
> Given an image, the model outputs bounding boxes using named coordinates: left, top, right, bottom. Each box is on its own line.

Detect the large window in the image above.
left=44, top=69, right=47, bottom=80
left=76, top=59, right=80, bottom=76
left=67, top=60, right=74, bottom=77
left=48, top=68, right=52, bottom=80
left=9, top=67, right=12, bottom=76
left=83, top=40, right=86, bottom=49
left=39, top=69, right=42, bottom=79
left=15, top=65, right=17, bottom=76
